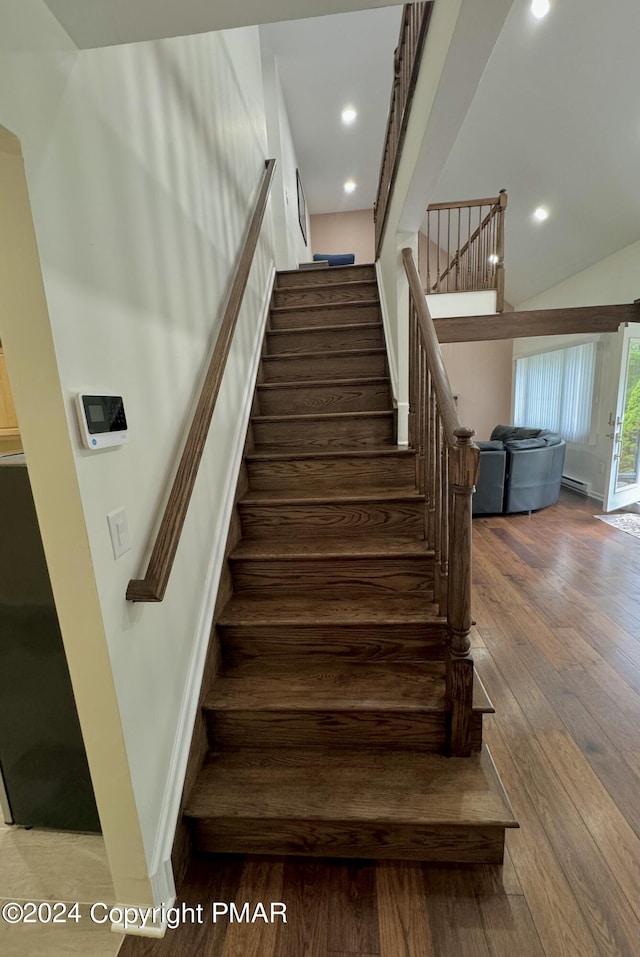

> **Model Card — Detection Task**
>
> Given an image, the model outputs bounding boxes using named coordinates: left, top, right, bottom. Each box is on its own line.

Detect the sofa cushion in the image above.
left=491, top=424, right=542, bottom=443
left=504, top=437, right=548, bottom=450
left=537, top=429, right=563, bottom=446
left=476, top=440, right=505, bottom=451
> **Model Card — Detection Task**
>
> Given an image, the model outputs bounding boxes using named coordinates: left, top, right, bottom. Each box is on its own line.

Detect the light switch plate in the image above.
left=107, top=507, right=131, bottom=559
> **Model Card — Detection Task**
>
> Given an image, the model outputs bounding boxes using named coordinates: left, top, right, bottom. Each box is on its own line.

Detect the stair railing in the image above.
left=425, top=191, right=507, bottom=313
left=373, top=2, right=433, bottom=259
left=403, top=247, right=479, bottom=755
left=127, top=159, right=276, bottom=602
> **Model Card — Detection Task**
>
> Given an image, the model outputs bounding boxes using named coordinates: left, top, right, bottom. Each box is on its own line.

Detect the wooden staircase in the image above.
left=183, top=263, right=516, bottom=863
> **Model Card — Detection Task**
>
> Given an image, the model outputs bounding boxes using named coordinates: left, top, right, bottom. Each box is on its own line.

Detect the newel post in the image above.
left=446, top=427, right=479, bottom=756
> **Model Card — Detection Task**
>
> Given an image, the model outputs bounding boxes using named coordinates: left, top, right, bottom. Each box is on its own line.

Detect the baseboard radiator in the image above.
left=561, top=475, right=590, bottom=496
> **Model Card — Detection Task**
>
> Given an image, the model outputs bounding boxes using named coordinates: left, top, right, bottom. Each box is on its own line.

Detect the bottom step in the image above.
left=185, top=746, right=517, bottom=863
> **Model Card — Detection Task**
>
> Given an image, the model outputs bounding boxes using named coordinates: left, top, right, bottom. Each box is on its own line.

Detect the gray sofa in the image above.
left=473, top=425, right=566, bottom=515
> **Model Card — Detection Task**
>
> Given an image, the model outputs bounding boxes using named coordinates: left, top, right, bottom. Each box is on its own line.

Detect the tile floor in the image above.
left=0, top=820, right=122, bottom=957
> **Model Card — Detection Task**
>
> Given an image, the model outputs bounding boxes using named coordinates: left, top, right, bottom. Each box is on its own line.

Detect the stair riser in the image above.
left=266, top=326, right=384, bottom=356
left=276, top=265, right=376, bottom=288
left=246, top=454, right=416, bottom=492
left=270, top=303, right=381, bottom=329
left=229, top=558, right=434, bottom=597
left=205, top=711, right=447, bottom=751
left=238, top=501, right=424, bottom=540
left=261, top=351, right=387, bottom=382
left=252, top=415, right=394, bottom=451
left=188, top=820, right=506, bottom=863
left=219, top=625, right=447, bottom=664
left=273, top=283, right=378, bottom=308
left=257, top=382, right=392, bottom=416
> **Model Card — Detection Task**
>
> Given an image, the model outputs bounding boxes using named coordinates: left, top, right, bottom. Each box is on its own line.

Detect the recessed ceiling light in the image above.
left=344, top=179, right=356, bottom=194
left=530, top=0, right=550, bottom=19
left=341, top=107, right=357, bottom=126
left=533, top=206, right=549, bottom=222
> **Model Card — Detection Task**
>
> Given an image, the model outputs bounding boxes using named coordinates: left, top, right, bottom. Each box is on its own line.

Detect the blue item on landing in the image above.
left=313, top=253, right=356, bottom=266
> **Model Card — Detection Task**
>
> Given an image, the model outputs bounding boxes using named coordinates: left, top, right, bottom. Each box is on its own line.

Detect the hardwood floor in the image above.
left=120, top=491, right=640, bottom=956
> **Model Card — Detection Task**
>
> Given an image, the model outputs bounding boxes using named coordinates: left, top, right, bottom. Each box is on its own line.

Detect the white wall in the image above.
left=310, top=209, right=375, bottom=263
left=260, top=40, right=310, bottom=269
left=514, top=240, right=640, bottom=497
left=0, top=0, right=278, bottom=908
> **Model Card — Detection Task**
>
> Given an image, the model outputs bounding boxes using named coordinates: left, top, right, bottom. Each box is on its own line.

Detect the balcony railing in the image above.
left=424, top=191, right=507, bottom=313
left=373, top=2, right=433, bottom=259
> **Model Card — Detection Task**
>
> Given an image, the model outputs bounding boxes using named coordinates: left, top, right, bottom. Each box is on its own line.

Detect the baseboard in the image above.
left=396, top=401, right=409, bottom=446
left=146, top=262, right=276, bottom=909
left=375, top=259, right=399, bottom=403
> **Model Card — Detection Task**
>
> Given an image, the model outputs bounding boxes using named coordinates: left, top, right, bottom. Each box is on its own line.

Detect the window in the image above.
left=514, top=341, right=596, bottom=443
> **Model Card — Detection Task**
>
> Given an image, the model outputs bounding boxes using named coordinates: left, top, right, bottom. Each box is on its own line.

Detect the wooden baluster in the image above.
left=408, top=304, right=416, bottom=450
left=496, top=189, right=507, bottom=313
left=456, top=208, right=461, bottom=292
left=445, top=210, right=451, bottom=292
left=420, top=350, right=428, bottom=539
left=422, top=362, right=430, bottom=541
left=436, top=211, right=441, bottom=293
left=440, top=438, right=449, bottom=616
left=426, top=211, right=431, bottom=292
left=433, top=412, right=442, bottom=607
left=427, top=381, right=437, bottom=549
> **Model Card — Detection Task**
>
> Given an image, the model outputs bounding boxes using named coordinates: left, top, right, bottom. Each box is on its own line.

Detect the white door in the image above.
left=604, top=322, right=640, bottom=512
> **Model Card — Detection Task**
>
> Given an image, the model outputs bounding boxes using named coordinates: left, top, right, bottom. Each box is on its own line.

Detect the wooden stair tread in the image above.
left=262, top=346, right=385, bottom=360
left=246, top=447, right=414, bottom=463
left=252, top=410, right=393, bottom=424
left=257, top=376, right=389, bottom=391
left=206, top=661, right=447, bottom=711
left=240, top=487, right=422, bottom=505
left=229, top=537, right=434, bottom=560
left=184, top=747, right=518, bottom=828
left=219, top=592, right=441, bottom=626
left=267, top=322, right=382, bottom=337
left=270, top=300, right=380, bottom=315
left=275, top=279, right=377, bottom=294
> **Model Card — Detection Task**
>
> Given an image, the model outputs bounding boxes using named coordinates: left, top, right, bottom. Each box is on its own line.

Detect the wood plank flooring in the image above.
left=120, top=491, right=640, bottom=956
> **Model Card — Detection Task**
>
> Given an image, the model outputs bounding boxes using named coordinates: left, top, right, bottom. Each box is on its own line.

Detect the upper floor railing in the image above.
left=127, top=159, right=276, bottom=602
left=373, top=2, right=433, bottom=259
left=424, top=191, right=507, bottom=312
left=402, top=246, right=479, bottom=755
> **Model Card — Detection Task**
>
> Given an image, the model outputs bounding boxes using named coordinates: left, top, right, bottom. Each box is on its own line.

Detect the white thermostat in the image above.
left=75, top=394, right=128, bottom=450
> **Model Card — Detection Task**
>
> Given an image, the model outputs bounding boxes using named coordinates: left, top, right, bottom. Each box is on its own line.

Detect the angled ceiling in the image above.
left=40, top=0, right=406, bottom=47
left=431, top=0, right=640, bottom=305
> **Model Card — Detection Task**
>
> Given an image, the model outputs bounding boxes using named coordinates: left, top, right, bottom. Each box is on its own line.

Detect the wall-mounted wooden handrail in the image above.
left=127, top=159, right=276, bottom=602
left=373, top=2, right=433, bottom=260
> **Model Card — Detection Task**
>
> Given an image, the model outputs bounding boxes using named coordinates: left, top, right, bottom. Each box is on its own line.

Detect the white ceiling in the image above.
left=261, top=7, right=402, bottom=215
left=41, top=0, right=640, bottom=306
left=40, top=0, right=405, bottom=47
